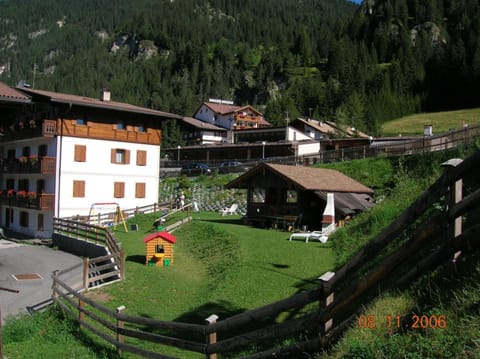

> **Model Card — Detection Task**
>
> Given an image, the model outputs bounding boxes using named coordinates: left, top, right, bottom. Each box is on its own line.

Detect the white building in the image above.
left=0, top=83, right=181, bottom=238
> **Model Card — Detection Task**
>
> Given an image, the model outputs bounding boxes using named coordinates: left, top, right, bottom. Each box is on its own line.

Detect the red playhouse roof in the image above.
left=144, top=231, right=177, bottom=244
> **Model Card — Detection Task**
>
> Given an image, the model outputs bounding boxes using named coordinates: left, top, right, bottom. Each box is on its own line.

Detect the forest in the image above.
left=1, top=0, right=480, bottom=145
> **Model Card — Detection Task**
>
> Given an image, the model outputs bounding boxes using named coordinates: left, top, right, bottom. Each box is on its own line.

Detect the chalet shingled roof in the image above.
left=16, top=87, right=182, bottom=119
left=226, top=163, right=373, bottom=194
left=181, top=116, right=227, bottom=131
left=0, top=82, right=31, bottom=103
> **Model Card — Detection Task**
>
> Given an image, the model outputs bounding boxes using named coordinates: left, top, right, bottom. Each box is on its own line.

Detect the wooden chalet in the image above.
left=194, top=100, right=270, bottom=130
left=225, top=163, right=374, bottom=230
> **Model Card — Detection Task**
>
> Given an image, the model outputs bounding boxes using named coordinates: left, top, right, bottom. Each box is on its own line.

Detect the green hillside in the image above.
left=381, top=108, right=480, bottom=136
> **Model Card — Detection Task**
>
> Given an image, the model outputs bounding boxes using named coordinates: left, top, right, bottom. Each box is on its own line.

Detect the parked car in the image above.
left=180, top=162, right=211, bottom=176
left=218, top=161, right=250, bottom=174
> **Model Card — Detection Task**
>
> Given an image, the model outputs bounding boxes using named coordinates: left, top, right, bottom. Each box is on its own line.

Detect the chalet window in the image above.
left=155, top=244, right=164, bottom=253
left=135, top=182, right=146, bottom=198
left=7, top=149, right=15, bottom=161
left=117, top=121, right=125, bottom=130
left=136, top=150, right=147, bottom=166
left=20, top=211, right=29, bottom=227
left=76, top=118, right=85, bottom=125
left=111, top=149, right=130, bottom=164
left=18, top=179, right=29, bottom=191
left=74, top=144, right=87, bottom=162
left=38, top=144, right=48, bottom=157
left=73, top=180, right=85, bottom=197
left=137, top=123, right=145, bottom=132
left=286, top=190, right=297, bottom=204
left=114, top=182, right=125, bottom=198
left=37, top=214, right=44, bottom=230
left=251, top=188, right=266, bottom=203
left=6, top=178, right=14, bottom=191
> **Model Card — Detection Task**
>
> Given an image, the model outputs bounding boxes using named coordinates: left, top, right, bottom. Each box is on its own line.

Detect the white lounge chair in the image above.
left=289, top=230, right=329, bottom=243
left=219, top=203, right=238, bottom=216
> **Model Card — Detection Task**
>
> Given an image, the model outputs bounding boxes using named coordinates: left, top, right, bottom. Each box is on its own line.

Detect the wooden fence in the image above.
left=53, top=218, right=125, bottom=289
left=51, top=150, right=480, bottom=358
left=303, top=122, right=480, bottom=165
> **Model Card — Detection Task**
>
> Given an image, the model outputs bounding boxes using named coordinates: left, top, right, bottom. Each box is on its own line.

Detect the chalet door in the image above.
left=36, top=179, right=45, bottom=194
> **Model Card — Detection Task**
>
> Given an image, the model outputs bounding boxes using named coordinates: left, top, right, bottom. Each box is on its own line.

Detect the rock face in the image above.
left=110, top=34, right=159, bottom=60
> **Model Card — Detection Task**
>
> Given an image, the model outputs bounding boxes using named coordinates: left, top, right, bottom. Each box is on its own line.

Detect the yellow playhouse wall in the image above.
left=145, top=238, right=174, bottom=265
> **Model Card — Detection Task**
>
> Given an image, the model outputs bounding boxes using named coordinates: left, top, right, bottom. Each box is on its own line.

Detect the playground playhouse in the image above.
left=144, top=231, right=176, bottom=267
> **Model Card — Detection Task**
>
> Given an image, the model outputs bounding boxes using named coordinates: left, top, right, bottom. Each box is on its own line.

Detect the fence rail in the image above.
left=51, top=150, right=480, bottom=358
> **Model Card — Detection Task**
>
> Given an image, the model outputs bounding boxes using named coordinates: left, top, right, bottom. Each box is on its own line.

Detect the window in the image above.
left=137, top=123, right=145, bottom=132
left=251, top=188, right=266, bottom=203
left=286, top=190, right=298, bottom=204
left=18, top=179, right=29, bottom=191
left=22, top=146, right=30, bottom=157
left=135, top=182, right=146, bottom=198
left=37, top=214, right=44, bottom=230
left=38, top=144, right=48, bottom=157
left=114, top=182, right=125, bottom=198
left=20, top=211, right=29, bottom=227
left=155, top=244, right=165, bottom=253
left=73, top=180, right=85, bottom=197
left=117, top=121, right=125, bottom=130
left=6, top=178, right=14, bottom=190
left=136, top=150, right=147, bottom=166
left=111, top=149, right=130, bottom=164
left=74, top=144, right=86, bottom=162
left=76, top=118, right=85, bottom=125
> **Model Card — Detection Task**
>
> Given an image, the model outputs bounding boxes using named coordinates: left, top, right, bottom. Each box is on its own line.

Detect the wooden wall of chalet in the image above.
left=57, top=118, right=161, bottom=145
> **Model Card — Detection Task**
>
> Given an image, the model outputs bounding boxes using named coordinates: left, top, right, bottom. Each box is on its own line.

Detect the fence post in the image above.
left=318, top=271, right=335, bottom=336
left=79, top=296, right=85, bottom=329
left=120, top=250, right=126, bottom=280
left=83, top=257, right=89, bottom=291
left=441, top=159, right=463, bottom=264
left=52, top=270, right=59, bottom=301
left=116, top=305, right=126, bottom=356
left=205, top=314, right=219, bottom=359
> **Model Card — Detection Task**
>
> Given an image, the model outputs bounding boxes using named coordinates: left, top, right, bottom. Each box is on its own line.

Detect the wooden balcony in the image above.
left=1, top=157, right=56, bottom=175
left=0, top=119, right=57, bottom=141
left=60, top=120, right=161, bottom=145
left=0, top=193, right=55, bottom=211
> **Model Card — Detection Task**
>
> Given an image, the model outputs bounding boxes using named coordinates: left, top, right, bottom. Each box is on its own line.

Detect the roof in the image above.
left=314, top=191, right=374, bottom=215
left=181, top=116, right=227, bottom=131
left=0, top=82, right=31, bottom=104
left=16, top=87, right=182, bottom=119
left=199, top=102, right=263, bottom=116
left=226, top=163, right=374, bottom=194
left=292, top=118, right=370, bottom=138
left=144, top=231, right=177, bottom=244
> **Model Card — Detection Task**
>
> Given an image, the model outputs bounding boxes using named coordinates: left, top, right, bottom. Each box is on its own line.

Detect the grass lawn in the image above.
left=79, top=211, right=335, bottom=357
left=381, top=108, right=480, bottom=136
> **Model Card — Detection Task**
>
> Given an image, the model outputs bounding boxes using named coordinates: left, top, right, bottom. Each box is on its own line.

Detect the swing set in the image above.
left=88, top=202, right=128, bottom=232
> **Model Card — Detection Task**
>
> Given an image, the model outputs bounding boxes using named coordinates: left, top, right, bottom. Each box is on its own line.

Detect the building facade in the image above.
left=0, top=83, right=180, bottom=238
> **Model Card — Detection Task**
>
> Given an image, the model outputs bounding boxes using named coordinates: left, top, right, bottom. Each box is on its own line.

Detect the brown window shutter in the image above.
left=135, top=182, right=146, bottom=198
left=111, top=149, right=116, bottom=163
left=74, top=145, right=86, bottom=162
left=136, top=150, right=147, bottom=166
left=125, top=150, right=130, bottom=164
left=114, top=182, right=125, bottom=198
left=73, top=180, right=85, bottom=197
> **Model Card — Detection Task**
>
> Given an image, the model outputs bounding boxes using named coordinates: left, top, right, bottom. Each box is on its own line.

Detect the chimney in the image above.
left=321, top=193, right=335, bottom=225
left=100, top=88, right=111, bottom=101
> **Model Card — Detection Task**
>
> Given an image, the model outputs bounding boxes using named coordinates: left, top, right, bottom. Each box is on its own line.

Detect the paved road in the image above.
left=0, top=239, right=83, bottom=324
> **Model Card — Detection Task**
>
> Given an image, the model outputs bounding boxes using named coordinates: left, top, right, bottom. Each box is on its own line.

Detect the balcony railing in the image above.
left=0, top=119, right=57, bottom=141
left=0, top=193, right=55, bottom=211
left=1, top=157, right=56, bottom=174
